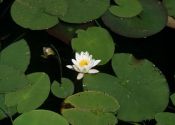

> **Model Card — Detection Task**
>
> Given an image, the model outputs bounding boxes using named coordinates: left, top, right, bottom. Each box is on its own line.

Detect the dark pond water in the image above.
left=0, top=0, right=175, bottom=125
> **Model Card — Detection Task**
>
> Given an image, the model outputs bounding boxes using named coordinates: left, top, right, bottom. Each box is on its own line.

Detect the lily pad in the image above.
left=60, top=0, right=109, bottom=23
left=109, top=0, right=142, bottom=18
left=62, top=109, right=117, bottom=125
left=62, top=91, right=119, bottom=125
left=11, top=0, right=67, bottom=30
left=83, top=54, right=169, bottom=122
left=51, top=78, right=74, bottom=98
left=0, top=94, right=17, bottom=120
left=170, top=93, right=175, bottom=106
left=13, top=110, right=69, bottom=125
left=5, top=73, right=50, bottom=113
left=102, top=0, right=167, bottom=38
left=163, top=0, right=175, bottom=17
left=0, top=39, right=30, bottom=72
left=0, top=64, right=28, bottom=93
left=155, top=112, right=175, bottom=125
left=71, top=27, right=115, bottom=65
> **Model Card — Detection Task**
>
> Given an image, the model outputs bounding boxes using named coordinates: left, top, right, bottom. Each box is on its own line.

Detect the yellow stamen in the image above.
left=79, top=59, right=89, bottom=67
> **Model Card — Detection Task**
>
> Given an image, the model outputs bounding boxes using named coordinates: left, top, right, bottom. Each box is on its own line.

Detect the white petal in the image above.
left=80, top=51, right=84, bottom=57
left=73, top=65, right=80, bottom=72
left=75, top=52, right=80, bottom=60
left=77, top=73, right=84, bottom=80
left=92, top=60, right=101, bottom=67
left=66, top=65, right=73, bottom=69
left=89, top=55, right=92, bottom=60
left=72, top=59, right=77, bottom=65
left=88, top=69, right=99, bottom=74
left=85, top=51, right=89, bottom=56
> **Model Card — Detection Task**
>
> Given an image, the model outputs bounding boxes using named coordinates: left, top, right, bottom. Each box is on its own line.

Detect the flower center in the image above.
left=79, top=59, right=89, bottom=67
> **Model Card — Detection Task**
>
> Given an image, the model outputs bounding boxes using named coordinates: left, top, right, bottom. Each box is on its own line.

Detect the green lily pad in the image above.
left=163, top=0, right=175, bottom=17
left=13, top=110, right=69, bottom=125
left=0, top=39, right=30, bottom=72
left=60, top=0, right=109, bottom=23
left=62, top=91, right=119, bottom=125
left=109, top=0, right=142, bottom=18
left=155, top=112, right=175, bottom=125
left=5, top=73, right=50, bottom=113
left=11, top=0, right=67, bottom=30
left=83, top=53, right=169, bottom=122
left=63, top=109, right=117, bottom=125
left=72, top=27, right=115, bottom=65
left=51, top=78, right=74, bottom=98
left=170, top=93, right=175, bottom=106
left=102, top=0, right=167, bottom=38
left=0, top=64, right=28, bottom=93
left=0, top=94, right=17, bottom=120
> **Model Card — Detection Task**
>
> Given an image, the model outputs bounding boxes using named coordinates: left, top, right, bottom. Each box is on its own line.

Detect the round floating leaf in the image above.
left=51, top=78, right=74, bottom=98
left=11, top=0, right=67, bottom=30
left=63, top=109, right=117, bottom=125
left=102, top=0, right=167, bottom=38
left=5, top=73, right=50, bottom=113
left=60, top=0, right=109, bottom=23
left=0, top=39, right=30, bottom=72
left=0, top=64, right=28, bottom=93
left=62, top=91, right=119, bottom=125
left=170, top=93, right=175, bottom=106
left=13, top=110, right=69, bottom=125
left=0, top=94, right=6, bottom=120
left=155, top=112, right=175, bottom=125
left=163, top=0, right=175, bottom=17
left=83, top=54, right=169, bottom=122
left=71, top=27, right=115, bottom=65
left=109, top=0, right=142, bottom=18
left=0, top=94, right=17, bottom=120
left=63, top=91, right=119, bottom=112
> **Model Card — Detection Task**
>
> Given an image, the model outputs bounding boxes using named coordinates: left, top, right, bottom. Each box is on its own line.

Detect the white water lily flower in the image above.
left=66, top=51, right=101, bottom=80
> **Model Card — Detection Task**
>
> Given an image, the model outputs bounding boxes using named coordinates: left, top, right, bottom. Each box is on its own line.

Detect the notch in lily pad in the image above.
left=5, top=73, right=50, bottom=113
left=102, top=0, right=167, bottom=38
left=11, top=0, right=68, bottom=30
left=61, top=91, right=119, bottom=125
left=109, top=0, right=143, bottom=18
left=71, top=27, right=115, bottom=65
left=51, top=78, right=74, bottom=98
left=60, top=0, right=110, bottom=23
left=83, top=53, right=169, bottom=122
